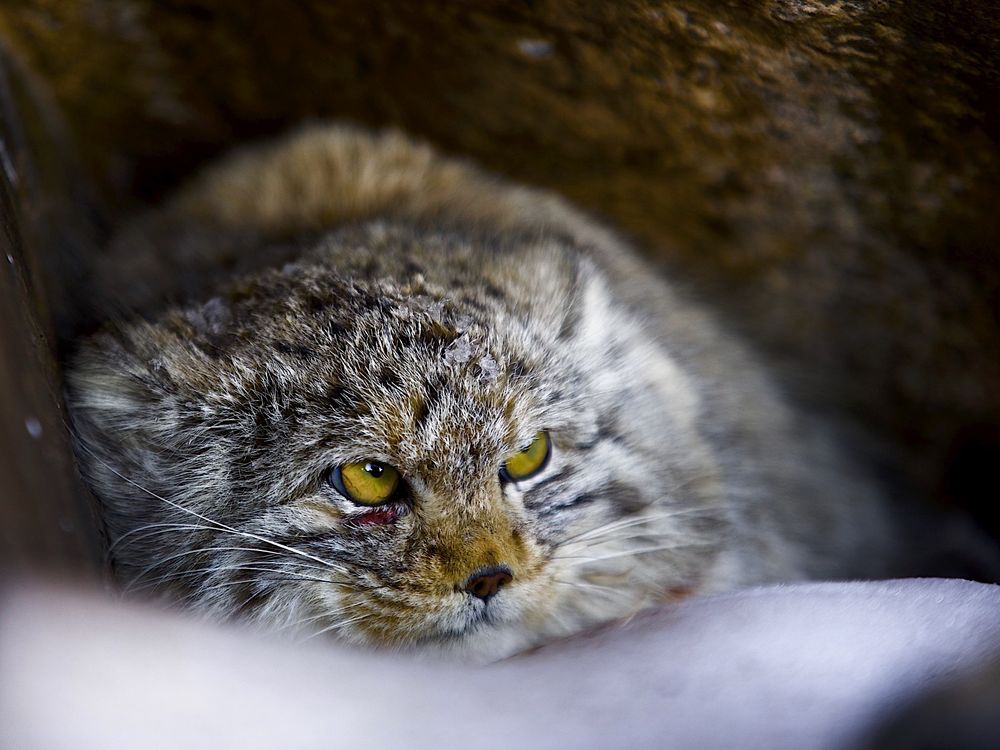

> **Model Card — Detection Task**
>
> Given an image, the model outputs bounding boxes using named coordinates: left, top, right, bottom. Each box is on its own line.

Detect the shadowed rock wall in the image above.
left=0, top=55, right=102, bottom=572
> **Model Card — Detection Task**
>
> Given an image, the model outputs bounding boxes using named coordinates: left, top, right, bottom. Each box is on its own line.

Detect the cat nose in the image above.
left=462, top=565, right=514, bottom=602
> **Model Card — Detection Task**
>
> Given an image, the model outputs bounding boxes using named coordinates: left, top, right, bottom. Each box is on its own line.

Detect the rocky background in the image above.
left=0, top=0, right=997, bottom=570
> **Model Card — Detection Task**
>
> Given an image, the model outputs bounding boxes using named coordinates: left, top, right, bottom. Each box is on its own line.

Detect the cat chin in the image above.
left=408, top=595, right=649, bottom=663
left=408, top=621, right=546, bottom=664
left=398, top=595, right=555, bottom=662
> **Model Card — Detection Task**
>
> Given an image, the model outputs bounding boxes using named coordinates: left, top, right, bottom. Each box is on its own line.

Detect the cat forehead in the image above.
left=214, top=286, right=530, bottom=382
left=128, top=271, right=562, bottom=422
left=87, top=236, right=596, bottom=465
left=160, top=254, right=574, bottom=380
left=194, top=321, right=547, bottom=478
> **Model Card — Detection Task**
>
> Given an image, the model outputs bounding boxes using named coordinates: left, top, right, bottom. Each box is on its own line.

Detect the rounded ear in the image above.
left=64, top=324, right=196, bottom=565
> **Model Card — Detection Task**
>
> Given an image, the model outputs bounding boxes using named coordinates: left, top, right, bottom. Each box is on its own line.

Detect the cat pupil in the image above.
left=366, top=463, right=383, bottom=478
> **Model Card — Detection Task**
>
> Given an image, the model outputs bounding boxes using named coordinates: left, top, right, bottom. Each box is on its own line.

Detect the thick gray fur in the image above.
left=67, top=125, right=915, bottom=660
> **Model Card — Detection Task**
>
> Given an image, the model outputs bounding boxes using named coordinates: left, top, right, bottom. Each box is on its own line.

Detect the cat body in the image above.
left=68, top=125, right=906, bottom=660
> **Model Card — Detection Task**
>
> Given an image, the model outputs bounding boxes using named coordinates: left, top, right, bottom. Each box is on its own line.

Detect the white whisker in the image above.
left=130, top=560, right=327, bottom=592
left=77, top=442, right=344, bottom=573
left=567, top=528, right=713, bottom=551
left=124, top=545, right=288, bottom=592
left=556, top=541, right=710, bottom=564
left=552, top=579, right=634, bottom=598
left=301, top=611, right=374, bottom=642
left=179, top=574, right=343, bottom=603
left=108, top=522, right=222, bottom=555
left=276, top=603, right=368, bottom=633
left=558, top=505, right=716, bottom=546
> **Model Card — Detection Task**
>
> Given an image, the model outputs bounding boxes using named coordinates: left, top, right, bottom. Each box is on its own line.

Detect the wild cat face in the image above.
left=68, top=227, right=725, bottom=660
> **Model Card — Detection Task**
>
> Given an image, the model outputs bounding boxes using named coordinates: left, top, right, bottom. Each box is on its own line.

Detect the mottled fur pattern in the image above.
left=68, top=125, right=907, bottom=660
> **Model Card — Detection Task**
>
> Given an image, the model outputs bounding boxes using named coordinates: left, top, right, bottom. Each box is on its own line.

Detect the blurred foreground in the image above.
left=2, top=578, right=999, bottom=750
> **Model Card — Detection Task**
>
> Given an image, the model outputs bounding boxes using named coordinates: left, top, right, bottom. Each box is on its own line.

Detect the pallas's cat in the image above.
left=68, top=125, right=913, bottom=660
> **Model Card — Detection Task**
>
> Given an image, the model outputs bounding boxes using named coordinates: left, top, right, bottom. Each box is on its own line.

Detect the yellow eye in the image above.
left=330, top=461, right=401, bottom=505
left=501, top=431, right=551, bottom=482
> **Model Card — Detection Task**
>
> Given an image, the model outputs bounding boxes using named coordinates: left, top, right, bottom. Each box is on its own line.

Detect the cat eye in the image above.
left=500, top=431, right=551, bottom=483
left=329, top=461, right=401, bottom=505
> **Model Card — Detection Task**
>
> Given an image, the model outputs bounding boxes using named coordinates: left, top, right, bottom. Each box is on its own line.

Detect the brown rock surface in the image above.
left=0, top=60, right=102, bottom=572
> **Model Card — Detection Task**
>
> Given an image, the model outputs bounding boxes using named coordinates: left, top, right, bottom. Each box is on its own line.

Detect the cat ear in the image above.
left=65, top=327, right=190, bottom=551
left=572, top=268, right=617, bottom=354
left=67, top=329, right=174, bottom=432
left=491, top=238, right=589, bottom=328
left=178, top=296, right=233, bottom=339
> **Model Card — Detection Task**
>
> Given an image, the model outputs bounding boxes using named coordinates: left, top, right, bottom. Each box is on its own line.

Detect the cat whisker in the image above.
left=115, top=522, right=355, bottom=581
left=300, top=612, right=375, bottom=642
left=554, top=540, right=711, bottom=564
left=552, top=578, right=635, bottom=598
left=564, top=527, right=717, bottom=552
left=124, top=546, right=290, bottom=592
left=108, top=521, right=223, bottom=555
left=558, top=506, right=718, bottom=546
left=133, top=562, right=344, bottom=592
left=178, top=575, right=346, bottom=605
left=276, top=603, right=370, bottom=633
left=77, top=442, right=345, bottom=573
left=559, top=506, right=716, bottom=545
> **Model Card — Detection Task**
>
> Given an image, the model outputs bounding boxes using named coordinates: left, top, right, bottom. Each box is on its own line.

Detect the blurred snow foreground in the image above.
left=1, top=579, right=998, bottom=750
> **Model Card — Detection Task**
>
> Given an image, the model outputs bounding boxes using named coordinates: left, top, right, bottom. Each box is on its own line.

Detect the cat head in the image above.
left=67, top=223, right=724, bottom=659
